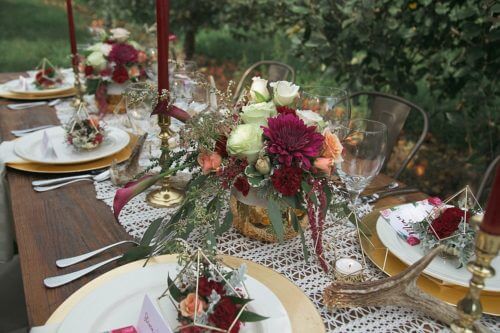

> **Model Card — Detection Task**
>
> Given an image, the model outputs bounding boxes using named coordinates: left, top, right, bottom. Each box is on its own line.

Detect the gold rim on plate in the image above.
left=0, top=87, right=76, bottom=100
left=360, top=209, right=500, bottom=316
left=46, top=254, right=326, bottom=332
left=7, top=134, right=137, bottom=174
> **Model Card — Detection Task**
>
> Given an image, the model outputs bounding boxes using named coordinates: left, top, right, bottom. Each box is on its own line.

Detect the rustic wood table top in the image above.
left=0, top=72, right=427, bottom=327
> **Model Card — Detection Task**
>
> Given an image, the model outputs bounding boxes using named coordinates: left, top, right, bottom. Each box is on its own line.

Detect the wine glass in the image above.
left=125, top=82, right=158, bottom=137
left=299, top=87, right=351, bottom=129
left=334, top=119, right=388, bottom=205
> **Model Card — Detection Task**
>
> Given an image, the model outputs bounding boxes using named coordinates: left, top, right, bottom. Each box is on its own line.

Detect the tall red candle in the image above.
left=481, top=165, right=500, bottom=235
left=65, top=0, right=78, bottom=66
left=156, top=0, right=170, bottom=93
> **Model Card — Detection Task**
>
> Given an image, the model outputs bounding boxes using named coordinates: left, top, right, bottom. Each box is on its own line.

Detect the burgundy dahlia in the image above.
left=112, top=65, right=129, bottom=84
left=271, top=166, right=302, bottom=196
left=209, top=297, right=240, bottom=332
left=276, top=106, right=296, bottom=116
left=108, top=43, right=138, bottom=65
left=430, top=207, right=470, bottom=239
left=262, top=113, right=323, bottom=169
left=197, top=277, right=225, bottom=297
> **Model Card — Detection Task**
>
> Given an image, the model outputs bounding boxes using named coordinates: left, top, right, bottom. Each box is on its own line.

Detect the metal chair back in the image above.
left=350, top=91, right=429, bottom=179
left=233, top=61, right=295, bottom=102
left=476, top=155, right=500, bottom=205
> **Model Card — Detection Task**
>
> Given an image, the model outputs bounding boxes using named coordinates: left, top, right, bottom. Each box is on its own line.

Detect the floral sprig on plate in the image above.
left=160, top=249, right=266, bottom=333
left=412, top=200, right=479, bottom=268
left=34, top=58, right=63, bottom=90
left=65, top=115, right=106, bottom=151
left=114, top=77, right=353, bottom=272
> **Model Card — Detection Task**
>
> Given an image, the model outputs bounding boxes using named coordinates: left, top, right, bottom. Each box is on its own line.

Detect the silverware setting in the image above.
left=10, top=124, right=55, bottom=137
left=43, top=240, right=151, bottom=288
left=7, top=101, right=47, bottom=110
left=361, top=187, right=419, bottom=203
left=33, top=170, right=110, bottom=192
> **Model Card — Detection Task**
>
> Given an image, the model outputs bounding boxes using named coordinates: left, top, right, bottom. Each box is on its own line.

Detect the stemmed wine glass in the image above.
left=334, top=119, right=388, bottom=206
left=299, top=87, right=351, bottom=129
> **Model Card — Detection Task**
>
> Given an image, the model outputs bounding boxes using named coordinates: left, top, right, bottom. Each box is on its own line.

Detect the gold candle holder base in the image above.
left=450, top=216, right=500, bottom=332
left=145, top=113, right=184, bottom=208
left=146, top=178, right=184, bottom=208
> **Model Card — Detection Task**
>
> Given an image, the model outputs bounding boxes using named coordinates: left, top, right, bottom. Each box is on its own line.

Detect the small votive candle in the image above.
left=334, top=258, right=364, bottom=283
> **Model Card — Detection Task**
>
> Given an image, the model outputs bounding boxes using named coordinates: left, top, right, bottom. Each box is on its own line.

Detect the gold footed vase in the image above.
left=105, top=94, right=126, bottom=114
left=230, top=195, right=308, bottom=243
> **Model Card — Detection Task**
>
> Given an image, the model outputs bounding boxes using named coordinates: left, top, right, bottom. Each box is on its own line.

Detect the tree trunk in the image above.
left=183, top=28, right=196, bottom=60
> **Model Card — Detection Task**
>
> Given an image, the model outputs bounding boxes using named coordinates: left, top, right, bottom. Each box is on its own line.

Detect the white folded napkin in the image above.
left=0, top=141, right=28, bottom=164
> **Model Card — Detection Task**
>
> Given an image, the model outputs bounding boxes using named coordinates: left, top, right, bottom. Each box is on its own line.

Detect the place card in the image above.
left=380, top=198, right=440, bottom=244
left=41, top=131, right=58, bottom=159
left=136, top=294, right=173, bottom=333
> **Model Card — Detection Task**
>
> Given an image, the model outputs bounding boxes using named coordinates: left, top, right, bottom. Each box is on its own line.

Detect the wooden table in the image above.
left=0, top=72, right=427, bottom=327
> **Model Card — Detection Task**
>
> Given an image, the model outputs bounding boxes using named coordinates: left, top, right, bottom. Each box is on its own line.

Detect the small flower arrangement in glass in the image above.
left=34, top=58, right=64, bottom=90
left=412, top=186, right=483, bottom=268
left=160, top=248, right=266, bottom=333
left=65, top=103, right=106, bottom=150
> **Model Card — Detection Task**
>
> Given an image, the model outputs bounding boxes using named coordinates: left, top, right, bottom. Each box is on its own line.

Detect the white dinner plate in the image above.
left=376, top=214, right=500, bottom=292
left=14, top=126, right=130, bottom=165
left=58, top=263, right=291, bottom=333
left=3, top=69, right=75, bottom=95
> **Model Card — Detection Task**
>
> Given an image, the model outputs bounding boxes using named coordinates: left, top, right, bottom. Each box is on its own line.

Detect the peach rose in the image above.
left=128, top=65, right=140, bottom=78
left=197, top=152, right=222, bottom=174
left=314, top=157, right=334, bottom=176
left=179, top=293, right=206, bottom=318
left=322, top=129, right=344, bottom=162
left=137, top=51, right=148, bottom=63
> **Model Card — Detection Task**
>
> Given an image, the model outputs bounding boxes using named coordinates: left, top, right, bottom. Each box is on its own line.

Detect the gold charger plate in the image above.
left=0, top=87, right=76, bottom=101
left=360, top=209, right=500, bottom=316
left=7, top=134, right=137, bottom=174
left=46, top=254, right=325, bottom=332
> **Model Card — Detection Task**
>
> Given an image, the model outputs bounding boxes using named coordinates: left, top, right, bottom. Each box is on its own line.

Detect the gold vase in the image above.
left=229, top=195, right=308, bottom=243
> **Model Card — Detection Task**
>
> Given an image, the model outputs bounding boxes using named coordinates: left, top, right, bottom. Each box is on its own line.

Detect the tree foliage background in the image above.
left=78, top=0, right=499, bottom=198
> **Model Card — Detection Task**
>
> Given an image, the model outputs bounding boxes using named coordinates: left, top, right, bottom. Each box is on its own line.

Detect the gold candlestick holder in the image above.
left=451, top=216, right=500, bottom=333
left=146, top=113, right=184, bottom=208
left=71, top=54, right=85, bottom=108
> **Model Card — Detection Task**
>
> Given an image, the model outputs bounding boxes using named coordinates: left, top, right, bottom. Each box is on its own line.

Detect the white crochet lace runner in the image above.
left=55, top=101, right=500, bottom=333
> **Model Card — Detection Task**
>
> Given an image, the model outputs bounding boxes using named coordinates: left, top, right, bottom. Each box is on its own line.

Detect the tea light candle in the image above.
left=334, top=258, right=364, bottom=283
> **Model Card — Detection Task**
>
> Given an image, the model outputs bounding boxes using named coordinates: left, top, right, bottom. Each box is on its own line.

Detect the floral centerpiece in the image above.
left=34, top=58, right=64, bottom=90
left=82, top=28, right=150, bottom=113
left=114, top=77, right=348, bottom=272
left=160, top=248, right=266, bottom=333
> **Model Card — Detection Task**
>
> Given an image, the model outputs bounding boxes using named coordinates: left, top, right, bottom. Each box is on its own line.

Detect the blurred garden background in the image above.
left=2, top=0, right=499, bottom=199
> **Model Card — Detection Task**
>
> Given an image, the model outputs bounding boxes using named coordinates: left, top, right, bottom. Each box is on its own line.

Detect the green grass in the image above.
left=0, top=0, right=91, bottom=72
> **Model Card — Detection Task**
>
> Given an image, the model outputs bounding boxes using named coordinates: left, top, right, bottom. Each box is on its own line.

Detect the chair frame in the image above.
left=233, top=60, right=296, bottom=103
left=349, top=91, right=429, bottom=180
left=476, top=155, right=500, bottom=203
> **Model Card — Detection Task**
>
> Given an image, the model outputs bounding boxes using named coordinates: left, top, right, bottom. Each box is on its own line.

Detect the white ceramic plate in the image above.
left=57, top=263, right=291, bottom=333
left=376, top=214, right=500, bottom=292
left=14, top=126, right=130, bottom=165
left=2, top=69, right=75, bottom=95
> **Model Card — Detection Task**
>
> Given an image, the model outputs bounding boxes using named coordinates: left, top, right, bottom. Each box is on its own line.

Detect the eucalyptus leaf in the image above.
left=239, top=310, right=269, bottom=322
left=267, top=199, right=284, bottom=242
left=140, top=217, right=163, bottom=246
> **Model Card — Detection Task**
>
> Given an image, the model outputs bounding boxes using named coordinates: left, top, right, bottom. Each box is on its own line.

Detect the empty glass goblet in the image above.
left=334, top=119, right=388, bottom=205
left=299, top=87, right=351, bottom=129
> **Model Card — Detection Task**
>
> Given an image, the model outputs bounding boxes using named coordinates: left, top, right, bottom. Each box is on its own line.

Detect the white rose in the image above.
left=270, top=81, right=300, bottom=106
left=249, top=76, right=270, bottom=102
left=241, top=101, right=276, bottom=126
left=86, top=51, right=106, bottom=70
left=87, top=43, right=112, bottom=57
left=110, top=28, right=130, bottom=42
left=296, top=110, right=325, bottom=127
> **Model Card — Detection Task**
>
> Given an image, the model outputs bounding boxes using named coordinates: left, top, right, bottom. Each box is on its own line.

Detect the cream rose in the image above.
left=249, top=76, right=270, bottom=102
left=86, top=51, right=106, bottom=70
left=296, top=110, right=325, bottom=127
left=110, top=28, right=130, bottom=42
left=87, top=43, right=112, bottom=56
left=270, top=81, right=300, bottom=106
left=240, top=101, right=276, bottom=126
left=227, top=124, right=263, bottom=162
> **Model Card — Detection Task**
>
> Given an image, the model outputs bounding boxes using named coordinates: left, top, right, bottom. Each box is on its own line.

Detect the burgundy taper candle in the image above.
left=480, top=165, right=500, bottom=235
left=156, top=0, right=169, bottom=93
left=65, top=0, right=78, bottom=66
